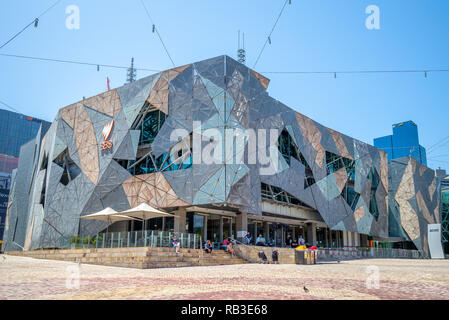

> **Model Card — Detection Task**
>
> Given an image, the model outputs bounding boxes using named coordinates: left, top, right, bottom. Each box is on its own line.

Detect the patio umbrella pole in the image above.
left=142, top=214, right=146, bottom=239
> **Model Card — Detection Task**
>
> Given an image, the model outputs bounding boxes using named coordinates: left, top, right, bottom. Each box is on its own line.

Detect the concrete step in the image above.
left=7, top=247, right=249, bottom=269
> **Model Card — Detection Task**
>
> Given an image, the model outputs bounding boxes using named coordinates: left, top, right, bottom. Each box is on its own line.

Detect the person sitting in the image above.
left=204, top=240, right=213, bottom=254
left=255, top=234, right=266, bottom=246
left=227, top=242, right=235, bottom=256
left=298, top=235, right=305, bottom=246
left=223, top=238, right=229, bottom=251
left=290, top=239, right=298, bottom=248
left=171, top=237, right=180, bottom=254
left=245, top=232, right=252, bottom=245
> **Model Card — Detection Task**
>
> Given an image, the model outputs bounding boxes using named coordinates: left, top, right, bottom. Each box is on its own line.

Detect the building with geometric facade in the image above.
left=439, top=173, right=449, bottom=254
left=0, top=109, right=51, bottom=240
left=2, top=56, right=439, bottom=255
left=388, top=157, right=441, bottom=253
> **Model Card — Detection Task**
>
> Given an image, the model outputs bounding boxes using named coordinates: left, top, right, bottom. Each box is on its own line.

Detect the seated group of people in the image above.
left=245, top=232, right=308, bottom=248
left=287, top=235, right=306, bottom=248
left=203, top=238, right=235, bottom=256
left=245, top=233, right=273, bottom=246
left=171, top=237, right=236, bottom=256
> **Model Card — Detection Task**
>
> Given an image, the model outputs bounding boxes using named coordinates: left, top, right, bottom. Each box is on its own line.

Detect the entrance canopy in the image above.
left=120, top=203, right=174, bottom=221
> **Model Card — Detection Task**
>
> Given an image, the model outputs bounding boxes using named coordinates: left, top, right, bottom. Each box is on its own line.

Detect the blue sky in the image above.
left=1, top=0, right=448, bottom=170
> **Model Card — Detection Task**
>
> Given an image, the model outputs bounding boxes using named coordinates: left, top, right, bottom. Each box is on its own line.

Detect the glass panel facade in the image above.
left=207, top=215, right=221, bottom=244
left=261, top=182, right=312, bottom=208
left=138, top=110, right=166, bottom=145
left=374, top=120, right=427, bottom=165
left=325, top=151, right=360, bottom=210
left=122, top=107, right=192, bottom=175
left=368, top=167, right=380, bottom=221
left=187, top=213, right=205, bottom=238
left=0, top=109, right=51, bottom=158
left=277, top=129, right=315, bottom=188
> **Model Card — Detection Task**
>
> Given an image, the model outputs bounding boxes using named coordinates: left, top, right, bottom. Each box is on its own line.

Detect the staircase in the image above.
left=7, top=247, right=249, bottom=269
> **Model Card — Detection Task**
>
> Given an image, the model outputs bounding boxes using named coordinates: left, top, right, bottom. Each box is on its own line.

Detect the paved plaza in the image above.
left=1, top=255, right=448, bottom=300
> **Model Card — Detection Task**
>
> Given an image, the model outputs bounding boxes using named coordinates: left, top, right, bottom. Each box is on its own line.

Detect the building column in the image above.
left=229, top=218, right=233, bottom=238
left=354, top=233, right=360, bottom=247
left=306, top=222, right=317, bottom=246
left=336, top=231, right=341, bottom=248
left=162, top=217, right=166, bottom=231
left=236, top=210, right=248, bottom=243
left=203, top=215, right=208, bottom=241
left=219, top=216, right=223, bottom=243
left=324, top=228, right=328, bottom=247
left=329, top=229, right=333, bottom=248
left=173, top=208, right=186, bottom=233
left=254, top=221, right=258, bottom=238
left=343, top=230, right=348, bottom=248
left=264, top=222, right=270, bottom=242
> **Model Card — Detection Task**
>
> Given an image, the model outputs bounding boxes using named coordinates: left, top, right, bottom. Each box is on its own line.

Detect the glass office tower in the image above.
left=374, top=120, right=427, bottom=165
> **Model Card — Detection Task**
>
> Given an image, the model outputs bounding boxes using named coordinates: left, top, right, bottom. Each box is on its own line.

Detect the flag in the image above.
left=107, top=77, right=111, bottom=91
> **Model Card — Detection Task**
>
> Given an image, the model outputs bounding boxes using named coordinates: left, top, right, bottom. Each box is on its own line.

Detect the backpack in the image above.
left=272, top=250, right=279, bottom=262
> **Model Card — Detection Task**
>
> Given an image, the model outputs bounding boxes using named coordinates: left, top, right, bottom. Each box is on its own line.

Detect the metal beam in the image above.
left=186, top=206, right=237, bottom=217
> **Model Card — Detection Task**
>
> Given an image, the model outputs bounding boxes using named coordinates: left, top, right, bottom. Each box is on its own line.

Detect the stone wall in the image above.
left=234, top=244, right=296, bottom=264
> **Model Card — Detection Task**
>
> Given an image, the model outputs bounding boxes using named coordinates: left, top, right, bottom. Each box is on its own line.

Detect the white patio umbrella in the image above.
left=120, top=203, right=174, bottom=234
left=79, top=207, right=141, bottom=233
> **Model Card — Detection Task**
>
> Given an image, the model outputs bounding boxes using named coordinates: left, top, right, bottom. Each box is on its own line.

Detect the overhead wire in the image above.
left=140, top=0, right=175, bottom=67
left=253, top=0, right=290, bottom=68
left=0, top=53, right=162, bottom=72
left=260, top=69, right=449, bottom=76
left=0, top=99, right=23, bottom=115
left=0, top=0, right=63, bottom=50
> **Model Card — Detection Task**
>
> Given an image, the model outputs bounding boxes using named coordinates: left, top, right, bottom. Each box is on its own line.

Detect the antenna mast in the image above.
left=126, top=57, right=137, bottom=83
left=237, top=31, right=246, bottom=64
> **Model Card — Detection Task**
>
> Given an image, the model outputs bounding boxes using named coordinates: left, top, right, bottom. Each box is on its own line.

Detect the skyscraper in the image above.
left=374, top=120, right=427, bottom=165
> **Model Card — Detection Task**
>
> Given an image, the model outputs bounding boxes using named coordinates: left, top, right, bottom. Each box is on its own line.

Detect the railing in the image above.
left=59, top=230, right=202, bottom=250
left=233, top=242, right=431, bottom=263
left=317, top=247, right=430, bottom=260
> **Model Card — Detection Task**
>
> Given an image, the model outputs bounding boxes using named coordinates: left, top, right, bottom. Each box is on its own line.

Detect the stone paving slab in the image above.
left=1, top=255, right=448, bottom=300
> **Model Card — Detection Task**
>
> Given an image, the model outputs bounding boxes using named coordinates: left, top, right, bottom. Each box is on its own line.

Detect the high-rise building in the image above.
left=374, top=121, right=427, bottom=165
left=0, top=108, right=51, bottom=240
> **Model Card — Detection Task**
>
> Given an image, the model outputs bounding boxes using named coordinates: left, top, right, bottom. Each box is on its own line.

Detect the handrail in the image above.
left=59, top=230, right=203, bottom=250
